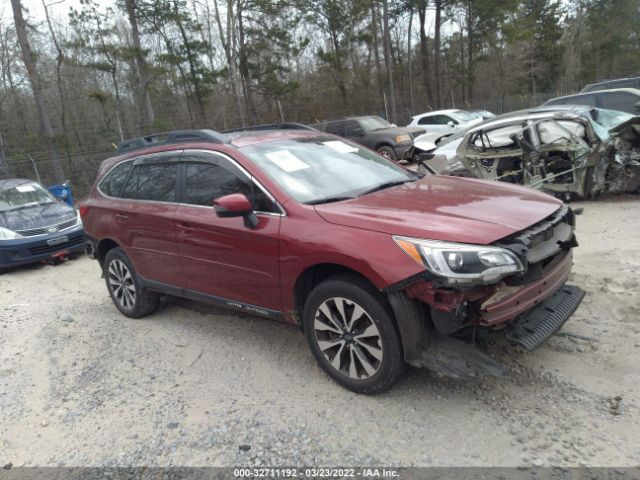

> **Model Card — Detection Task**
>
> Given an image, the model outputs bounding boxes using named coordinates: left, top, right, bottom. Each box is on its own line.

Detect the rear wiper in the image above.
left=306, top=195, right=355, bottom=205
left=358, top=179, right=413, bottom=197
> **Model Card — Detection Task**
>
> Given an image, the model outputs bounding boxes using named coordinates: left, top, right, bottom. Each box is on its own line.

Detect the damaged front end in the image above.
left=458, top=113, right=640, bottom=199
left=386, top=205, right=585, bottom=378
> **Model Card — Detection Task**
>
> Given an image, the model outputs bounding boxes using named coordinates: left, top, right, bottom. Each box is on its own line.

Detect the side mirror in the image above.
left=213, top=193, right=259, bottom=229
left=447, top=121, right=456, bottom=128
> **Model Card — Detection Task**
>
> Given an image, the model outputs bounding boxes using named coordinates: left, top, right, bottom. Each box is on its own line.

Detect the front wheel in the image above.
left=103, top=247, right=159, bottom=318
left=303, top=274, right=405, bottom=394
left=376, top=146, right=397, bottom=161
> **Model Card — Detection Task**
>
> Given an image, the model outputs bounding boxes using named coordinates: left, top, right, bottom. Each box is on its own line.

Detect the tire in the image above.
left=376, top=146, right=397, bottom=161
left=303, top=274, right=405, bottom=394
left=103, top=247, right=159, bottom=318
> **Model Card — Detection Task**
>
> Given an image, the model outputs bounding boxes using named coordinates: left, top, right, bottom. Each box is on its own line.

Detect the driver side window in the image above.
left=183, top=159, right=277, bottom=213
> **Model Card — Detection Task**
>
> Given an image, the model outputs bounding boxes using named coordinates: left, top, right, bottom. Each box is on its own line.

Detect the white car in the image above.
left=407, top=109, right=482, bottom=133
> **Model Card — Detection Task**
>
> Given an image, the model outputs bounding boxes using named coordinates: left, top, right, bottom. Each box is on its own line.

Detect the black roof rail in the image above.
left=222, top=122, right=317, bottom=133
left=115, top=129, right=229, bottom=154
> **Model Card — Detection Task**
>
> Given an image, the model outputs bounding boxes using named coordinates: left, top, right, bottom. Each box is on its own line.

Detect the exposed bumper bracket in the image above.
left=505, top=284, right=585, bottom=351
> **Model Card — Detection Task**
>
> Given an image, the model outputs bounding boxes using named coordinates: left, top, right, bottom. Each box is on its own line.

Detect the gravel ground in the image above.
left=1, top=195, right=639, bottom=467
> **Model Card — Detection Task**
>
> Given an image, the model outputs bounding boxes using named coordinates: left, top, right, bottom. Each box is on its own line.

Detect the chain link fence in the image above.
left=0, top=90, right=565, bottom=199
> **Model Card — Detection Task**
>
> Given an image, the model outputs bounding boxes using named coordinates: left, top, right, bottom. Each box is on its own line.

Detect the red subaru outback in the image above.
left=81, top=129, right=585, bottom=393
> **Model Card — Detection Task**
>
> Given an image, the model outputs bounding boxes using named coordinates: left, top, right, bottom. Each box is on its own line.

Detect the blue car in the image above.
left=0, top=179, right=86, bottom=273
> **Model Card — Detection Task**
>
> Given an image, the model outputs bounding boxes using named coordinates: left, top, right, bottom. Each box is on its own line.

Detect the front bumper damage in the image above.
left=386, top=206, right=586, bottom=378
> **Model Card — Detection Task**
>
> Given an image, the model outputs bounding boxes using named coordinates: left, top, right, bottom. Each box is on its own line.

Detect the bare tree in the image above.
left=382, top=0, right=396, bottom=123
left=11, top=0, right=65, bottom=184
left=124, top=0, right=155, bottom=133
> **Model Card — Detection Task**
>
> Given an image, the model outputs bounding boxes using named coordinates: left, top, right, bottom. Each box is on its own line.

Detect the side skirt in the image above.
left=139, top=276, right=284, bottom=321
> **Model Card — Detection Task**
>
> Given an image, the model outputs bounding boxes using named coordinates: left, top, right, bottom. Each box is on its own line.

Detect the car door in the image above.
left=115, top=151, right=183, bottom=287
left=344, top=120, right=370, bottom=147
left=175, top=150, right=283, bottom=312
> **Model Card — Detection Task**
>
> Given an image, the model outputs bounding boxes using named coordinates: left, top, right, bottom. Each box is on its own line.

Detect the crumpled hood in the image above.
left=0, top=202, right=76, bottom=231
left=314, top=176, right=562, bottom=245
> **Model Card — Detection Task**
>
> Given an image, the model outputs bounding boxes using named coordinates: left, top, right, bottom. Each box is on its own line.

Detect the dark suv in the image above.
left=312, top=116, right=425, bottom=161
left=82, top=129, right=585, bottom=393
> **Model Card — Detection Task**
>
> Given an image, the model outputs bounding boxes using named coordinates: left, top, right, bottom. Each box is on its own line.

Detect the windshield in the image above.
left=240, top=136, right=418, bottom=204
left=450, top=110, right=477, bottom=123
left=588, top=108, right=635, bottom=139
left=0, top=183, right=56, bottom=212
left=358, top=116, right=392, bottom=131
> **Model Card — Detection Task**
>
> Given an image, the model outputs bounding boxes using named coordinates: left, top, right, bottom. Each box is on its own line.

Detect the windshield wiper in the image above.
left=306, top=195, right=355, bottom=205
left=358, top=179, right=413, bottom=197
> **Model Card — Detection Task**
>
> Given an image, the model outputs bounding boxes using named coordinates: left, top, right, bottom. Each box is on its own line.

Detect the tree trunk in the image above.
left=370, top=1, right=383, bottom=97
left=382, top=0, right=396, bottom=123
left=434, top=0, right=442, bottom=109
left=237, top=3, right=257, bottom=124
left=11, top=0, right=65, bottom=184
left=125, top=0, right=155, bottom=133
left=0, top=134, right=9, bottom=178
left=417, top=1, right=433, bottom=109
left=173, top=0, right=206, bottom=123
left=466, top=3, right=474, bottom=103
left=407, top=6, right=415, bottom=115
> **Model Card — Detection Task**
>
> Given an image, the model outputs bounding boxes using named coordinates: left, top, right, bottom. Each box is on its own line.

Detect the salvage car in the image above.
left=0, top=179, right=85, bottom=273
left=419, top=106, right=640, bottom=199
left=82, top=129, right=584, bottom=393
left=311, top=115, right=425, bottom=161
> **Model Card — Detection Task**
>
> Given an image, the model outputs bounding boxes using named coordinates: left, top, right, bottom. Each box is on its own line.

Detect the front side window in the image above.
left=240, top=135, right=418, bottom=204
left=184, top=161, right=276, bottom=212
left=99, top=161, right=132, bottom=197
left=122, top=163, right=178, bottom=202
left=450, top=111, right=476, bottom=123
left=357, top=116, right=391, bottom=131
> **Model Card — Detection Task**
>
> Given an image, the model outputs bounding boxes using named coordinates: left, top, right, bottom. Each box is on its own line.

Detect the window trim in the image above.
left=97, top=148, right=285, bottom=216
left=98, top=150, right=183, bottom=201
left=179, top=149, right=286, bottom=217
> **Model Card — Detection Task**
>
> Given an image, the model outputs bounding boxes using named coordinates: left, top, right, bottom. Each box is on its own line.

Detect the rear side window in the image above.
left=568, top=94, right=596, bottom=107
left=99, top=162, right=132, bottom=197
left=325, top=122, right=344, bottom=136
left=184, top=162, right=275, bottom=212
left=545, top=97, right=566, bottom=105
left=122, top=163, right=178, bottom=202
left=418, top=116, right=433, bottom=125
left=599, top=92, right=638, bottom=112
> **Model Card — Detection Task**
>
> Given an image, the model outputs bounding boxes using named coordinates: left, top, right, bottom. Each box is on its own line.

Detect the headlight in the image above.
left=395, top=134, right=411, bottom=143
left=76, top=209, right=83, bottom=227
left=0, top=227, right=22, bottom=240
left=393, top=236, right=524, bottom=285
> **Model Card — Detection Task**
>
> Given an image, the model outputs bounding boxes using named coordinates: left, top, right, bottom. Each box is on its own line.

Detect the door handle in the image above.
left=178, top=222, right=195, bottom=236
left=115, top=213, right=129, bottom=222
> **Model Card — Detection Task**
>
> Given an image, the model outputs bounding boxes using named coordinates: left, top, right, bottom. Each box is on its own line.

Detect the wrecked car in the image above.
left=419, top=106, right=640, bottom=199
left=82, top=128, right=584, bottom=394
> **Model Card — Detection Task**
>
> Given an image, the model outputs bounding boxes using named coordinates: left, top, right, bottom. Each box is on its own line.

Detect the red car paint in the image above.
left=82, top=131, right=572, bottom=331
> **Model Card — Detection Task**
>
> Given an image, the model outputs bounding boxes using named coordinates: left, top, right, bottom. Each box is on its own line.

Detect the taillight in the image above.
left=78, top=203, right=89, bottom=220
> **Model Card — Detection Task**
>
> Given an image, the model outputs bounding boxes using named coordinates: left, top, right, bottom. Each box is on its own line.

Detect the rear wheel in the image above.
left=376, top=146, right=397, bottom=161
left=303, top=274, right=405, bottom=394
left=104, top=247, right=159, bottom=318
